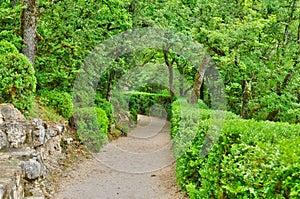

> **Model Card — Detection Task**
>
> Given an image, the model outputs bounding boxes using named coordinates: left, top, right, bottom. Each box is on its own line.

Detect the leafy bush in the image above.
left=38, top=90, right=73, bottom=119
left=125, top=91, right=174, bottom=122
left=171, top=99, right=300, bottom=199
left=73, top=107, right=108, bottom=152
left=0, top=40, right=18, bottom=54
left=137, top=83, right=168, bottom=94
left=198, top=99, right=209, bottom=110
left=0, top=52, right=36, bottom=112
left=0, top=3, right=22, bottom=50
left=171, top=98, right=239, bottom=138
left=95, top=94, right=114, bottom=122
left=36, top=0, right=131, bottom=93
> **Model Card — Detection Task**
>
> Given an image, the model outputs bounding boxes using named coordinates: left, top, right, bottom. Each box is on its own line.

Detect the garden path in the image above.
left=54, top=115, right=187, bottom=199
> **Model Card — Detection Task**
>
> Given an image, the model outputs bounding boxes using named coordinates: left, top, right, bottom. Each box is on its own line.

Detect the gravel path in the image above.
left=54, top=115, right=188, bottom=199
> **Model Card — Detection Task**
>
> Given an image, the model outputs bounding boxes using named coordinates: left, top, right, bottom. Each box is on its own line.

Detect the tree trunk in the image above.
left=106, top=70, right=115, bottom=102
left=281, top=70, right=294, bottom=92
left=168, top=64, right=174, bottom=97
left=179, top=86, right=183, bottom=97
left=183, top=86, right=192, bottom=96
left=283, top=0, right=297, bottom=46
left=163, top=49, right=175, bottom=99
left=200, top=81, right=204, bottom=100
left=266, top=109, right=279, bottom=121
left=21, top=0, right=39, bottom=66
left=241, top=80, right=250, bottom=119
left=188, top=55, right=211, bottom=104
left=179, top=75, right=184, bottom=96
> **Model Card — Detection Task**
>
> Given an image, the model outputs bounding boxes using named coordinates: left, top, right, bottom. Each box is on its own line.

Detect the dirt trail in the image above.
left=54, top=115, right=188, bottom=199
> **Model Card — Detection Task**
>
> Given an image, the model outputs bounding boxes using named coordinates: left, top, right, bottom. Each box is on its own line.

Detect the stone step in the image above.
left=0, top=161, right=24, bottom=199
left=0, top=150, right=44, bottom=199
left=0, top=149, right=37, bottom=162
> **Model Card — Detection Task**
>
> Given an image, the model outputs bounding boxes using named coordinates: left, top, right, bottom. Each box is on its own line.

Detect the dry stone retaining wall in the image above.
left=0, top=104, right=68, bottom=199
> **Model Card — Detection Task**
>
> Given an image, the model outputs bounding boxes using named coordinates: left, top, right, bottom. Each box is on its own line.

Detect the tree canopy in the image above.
left=0, top=0, right=299, bottom=123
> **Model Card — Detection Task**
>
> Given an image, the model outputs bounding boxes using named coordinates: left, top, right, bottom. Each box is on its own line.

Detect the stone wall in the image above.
left=0, top=104, right=68, bottom=199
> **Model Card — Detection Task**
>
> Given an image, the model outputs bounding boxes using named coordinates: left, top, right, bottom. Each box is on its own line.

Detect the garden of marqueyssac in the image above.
left=1, top=1, right=299, bottom=198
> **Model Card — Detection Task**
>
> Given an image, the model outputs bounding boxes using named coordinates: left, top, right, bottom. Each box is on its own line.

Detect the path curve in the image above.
left=54, top=115, right=188, bottom=199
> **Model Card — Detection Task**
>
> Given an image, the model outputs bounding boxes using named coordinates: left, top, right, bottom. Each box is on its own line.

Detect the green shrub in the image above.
left=0, top=53, right=36, bottom=112
left=125, top=91, right=174, bottom=122
left=0, top=3, right=22, bottom=50
left=198, top=99, right=209, bottom=110
left=95, top=94, right=114, bottom=122
left=38, top=90, right=73, bottom=119
left=137, top=83, right=168, bottom=93
left=171, top=100, right=300, bottom=199
left=73, top=107, right=108, bottom=152
left=170, top=98, right=239, bottom=138
left=0, top=40, right=18, bottom=54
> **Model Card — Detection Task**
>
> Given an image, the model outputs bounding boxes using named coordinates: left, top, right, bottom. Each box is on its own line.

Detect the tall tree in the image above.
left=188, top=55, right=211, bottom=104
left=163, top=49, right=175, bottom=98
left=21, top=0, right=39, bottom=66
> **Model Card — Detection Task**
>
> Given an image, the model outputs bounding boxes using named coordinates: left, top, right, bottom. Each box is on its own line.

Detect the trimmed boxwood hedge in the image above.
left=95, top=94, right=114, bottom=123
left=38, top=89, right=73, bottom=119
left=0, top=40, right=18, bottom=54
left=73, top=107, right=108, bottom=152
left=171, top=98, right=300, bottom=199
left=0, top=49, right=36, bottom=113
left=124, top=91, right=175, bottom=122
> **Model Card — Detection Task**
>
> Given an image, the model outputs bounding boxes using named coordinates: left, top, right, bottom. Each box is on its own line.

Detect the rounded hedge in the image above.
left=0, top=40, right=18, bottom=54
left=171, top=99, right=300, bottom=199
left=73, top=107, right=109, bottom=152
left=95, top=94, right=114, bottom=122
left=0, top=52, right=36, bottom=112
left=126, top=91, right=174, bottom=122
left=38, top=90, right=73, bottom=119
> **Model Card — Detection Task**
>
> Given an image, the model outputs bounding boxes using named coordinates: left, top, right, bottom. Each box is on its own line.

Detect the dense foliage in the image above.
left=38, top=89, right=73, bottom=119
left=0, top=0, right=299, bottom=196
left=0, top=2, right=22, bottom=49
left=171, top=99, right=300, bottom=198
left=196, top=0, right=300, bottom=122
left=95, top=94, right=114, bottom=123
left=0, top=40, right=18, bottom=54
left=36, top=0, right=132, bottom=92
left=1, top=0, right=299, bottom=123
left=73, top=107, right=108, bottom=152
left=0, top=42, right=36, bottom=112
left=126, top=91, right=174, bottom=122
